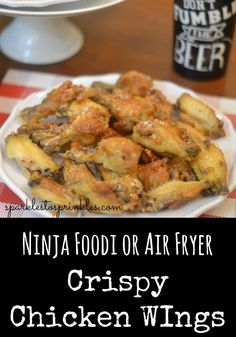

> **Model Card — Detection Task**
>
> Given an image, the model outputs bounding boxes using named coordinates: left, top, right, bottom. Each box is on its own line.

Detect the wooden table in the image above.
left=1, top=0, right=236, bottom=97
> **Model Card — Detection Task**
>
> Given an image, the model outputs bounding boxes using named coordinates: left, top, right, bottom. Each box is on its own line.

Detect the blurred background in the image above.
left=0, top=0, right=235, bottom=97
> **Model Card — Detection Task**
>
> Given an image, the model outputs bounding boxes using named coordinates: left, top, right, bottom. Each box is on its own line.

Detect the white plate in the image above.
left=0, top=0, right=79, bottom=8
left=0, top=0, right=125, bottom=17
left=0, top=74, right=236, bottom=218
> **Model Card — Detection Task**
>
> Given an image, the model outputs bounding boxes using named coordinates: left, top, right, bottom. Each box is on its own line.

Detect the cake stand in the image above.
left=0, top=0, right=125, bottom=65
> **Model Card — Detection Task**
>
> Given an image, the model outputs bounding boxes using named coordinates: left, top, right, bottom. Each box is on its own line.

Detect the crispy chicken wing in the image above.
left=138, top=160, right=169, bottom=191
left=132, top=120, right=200, bottom=158
left=177, top=112, right=206, bottom=135
left=167, top=157, right=197, bottom=181
left=18, top=122, right=62, bottom=145
left=139, top=148, right=158, bottom=164
left=116, top=70, right=153, bottom=97
left=147, top=88, right=173, bottom=120
left=38, top=101, right=110, bottom=153
left=94, top=89, right=157, bottom=132
left=56, top=97, right=110, bottom=119
left=178, top=93, right=225, bottom=138
left=191, top=143, right=228, bottom=195
left=63, top=160, right=122, bottom=214
left=99, top=167, right=143, bottom=212
left=20, top=81, right=81, bottom=124
left=91, top=81, right=115, bottom=93
left=63, top=160, right=95, bottom=183
left=6, top=134, right=59, bottom=174
left=148, top=88, right=168, bottom=104
left=29, top=172, right=79, bottom=214
left=176, top=121, right=208, bottom=144
left=176, top=124, right=228, bottom=195
left=66, top=136, right=143, bottom=175
left=143, top=181, right=206, bottom=211
left=73, top=181, right=122, bottom=214
left=101, top=127, right=120, bottom=139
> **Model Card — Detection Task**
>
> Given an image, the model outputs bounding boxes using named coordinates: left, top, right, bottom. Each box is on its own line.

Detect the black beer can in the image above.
left=173, top=0, right=236, bottom=80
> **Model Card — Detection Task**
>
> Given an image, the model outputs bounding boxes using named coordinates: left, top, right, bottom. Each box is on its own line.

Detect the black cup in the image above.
left=173, top=0, right=236, bottom=80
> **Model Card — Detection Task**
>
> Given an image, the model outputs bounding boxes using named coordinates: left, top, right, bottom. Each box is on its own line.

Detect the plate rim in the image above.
left=0, top=0, right=126, bottom=17
left=0, top=0, right=79, bottom=8
left=0, top=74, right=236, bottom=218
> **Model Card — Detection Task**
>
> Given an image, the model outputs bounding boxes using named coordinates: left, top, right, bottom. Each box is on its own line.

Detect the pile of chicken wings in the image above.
left=6, top=71, right=228, bottom=214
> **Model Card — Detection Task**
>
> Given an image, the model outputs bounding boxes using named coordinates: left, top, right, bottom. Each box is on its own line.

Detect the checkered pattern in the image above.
left=0, top=69, right=235, bottom=218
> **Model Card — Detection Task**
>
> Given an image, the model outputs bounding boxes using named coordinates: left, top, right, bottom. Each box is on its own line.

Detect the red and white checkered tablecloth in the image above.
left=0, top=69, right=235, bottom=218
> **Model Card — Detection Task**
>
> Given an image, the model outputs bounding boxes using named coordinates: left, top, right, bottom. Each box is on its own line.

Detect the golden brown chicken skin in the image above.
left=176, top=124, right=228, bottom=195
left=40, top=114, right=109, bottom=153
left=178, top=93, right=225, bottom=138
left=20, top=81, right=81, bottom=124
left=99, top=166, right=143, bottom=212
left=116, top=70, right=153, bottom=97
left=191, top=143, right=228, bottom=195
left=146, top=88, right=173, bottom=120
left=18, top=122, right=62, bottom=146
left=139, top=148, right=158, bottom=164
left=94, top=89, right=157, bottom=133
left=176, top=121, right=209, bottom=144
left=167, top=156, right=197, bottom=182
left=6, top=134, right=59, bottom=174
left=29, top=172, right=80, bottom=214
left=132, top=119, right=200, bottom=158
left=138, top=160, right=169, bottom=191
left=56, top=97, right=110, bottom=120
left=143, top=181, right=206, bottom=212
left=63, top=160, right=95, bottom=184
left=63, top=160, right=122, bottom=214
left=38, top=100, right=110, bottom=153
left=19, top=97, right=111, bottom=154
left=5, top=70, right=229, bottom=216
left=66, top=136, right=143, bottom=175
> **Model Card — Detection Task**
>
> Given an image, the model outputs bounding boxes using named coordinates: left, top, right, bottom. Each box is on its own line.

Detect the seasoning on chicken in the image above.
left=66, top=136, right=143, bottom=175
left=178, top=93, right=225, bottom=138
left=20, top=81, right=81, bottom=124
left=132, top=119, right=200, bottom=158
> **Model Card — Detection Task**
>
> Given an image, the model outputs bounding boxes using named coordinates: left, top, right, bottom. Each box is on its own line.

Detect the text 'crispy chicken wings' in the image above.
left=5, top=70, right=229, bottom=215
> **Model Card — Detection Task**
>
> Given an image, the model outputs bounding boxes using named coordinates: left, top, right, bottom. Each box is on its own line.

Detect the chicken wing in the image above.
left=139, top=148, right=158, bottom=164
left=167, top=157, right=197, bottom=181
left=40, top=103, right=109, bottom=153
left=147, top=88, right=173, bottom=120
left=63, top=159, right=96, bottom=183
left=191, top=143, right=228, bottom=195
left=143, top=181, right=206, bottom=211
left=18, top=122, right=62, bottom=145
left=116, top=70, right=172, bottom=120
left=138, top=160, right=169, bottom=191
left=29, top=172, right=80, bottom=214
left=132, top=119, right=200, bottom=158
left=63, top=160, right=122, bottom=214
left=116, top=70, right=153, bottom=97
left=99, top=166, right=143, bottom=211
left=94, top=89, right=157, bottom=132
left=178, top=93, right=225, bottom=138
left=56, top=97, right=110, bottom=120
left=176, top=121, right=208, bottom=144
left=20, top=81, right=81, bottom=124
left=66, top=136, right=143, bottom=175
left=6, top=134, right=59, bottom=174
left=91, top=81, right=115, bottom=93
left=174, top=121, right=228, bottom=194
